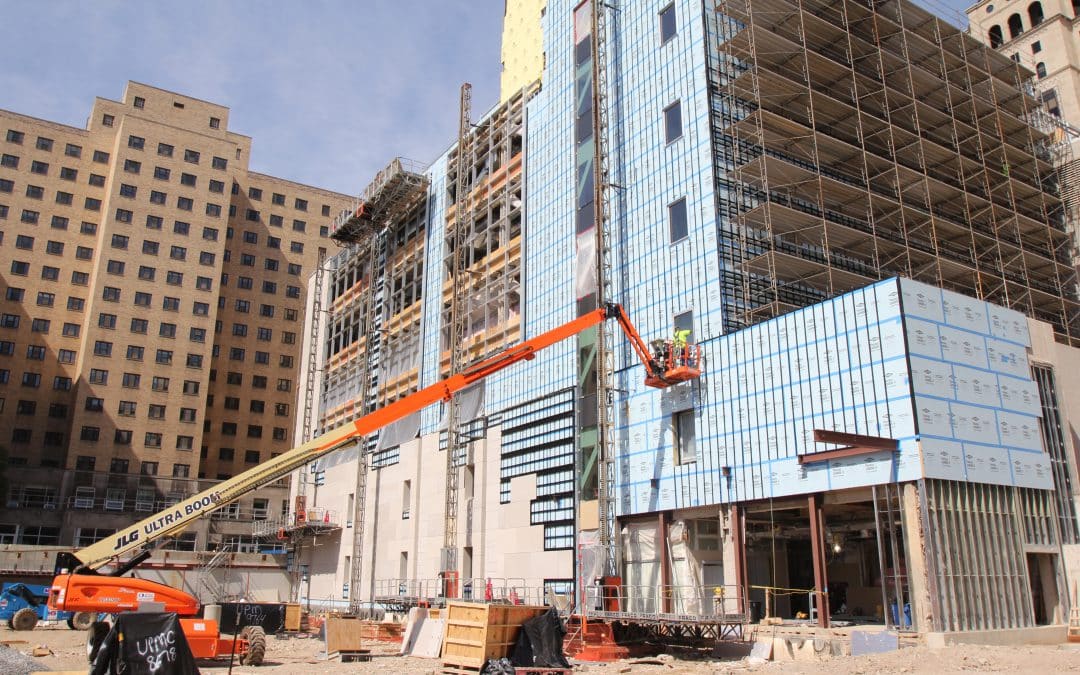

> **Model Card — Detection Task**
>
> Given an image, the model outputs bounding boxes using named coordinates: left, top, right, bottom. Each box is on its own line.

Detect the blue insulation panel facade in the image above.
left=901, top=280, right=1049, bottom=489
left=614, top=277, right=1051, bottom=518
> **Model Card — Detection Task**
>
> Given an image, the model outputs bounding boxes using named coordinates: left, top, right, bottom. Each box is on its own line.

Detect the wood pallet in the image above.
left=441, top=664, right=572, bottom=674
left=339, top=649, right=372, bottom=662
left=441, top=664, right=482, bottom=675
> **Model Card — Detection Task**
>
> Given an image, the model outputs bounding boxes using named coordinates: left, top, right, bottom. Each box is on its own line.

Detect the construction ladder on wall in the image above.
left=289, top=249, right=328, bottom=603
left=349, top=233, right=387, bottom=612
left=591, top=0, right=618, bottom=580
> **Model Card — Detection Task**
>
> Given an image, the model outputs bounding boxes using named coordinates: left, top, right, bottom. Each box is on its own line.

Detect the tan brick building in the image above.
left=0, top=82, right=351, bottom=552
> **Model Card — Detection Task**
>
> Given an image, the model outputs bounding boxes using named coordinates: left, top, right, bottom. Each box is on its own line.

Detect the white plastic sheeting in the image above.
left=621, top=521, right=660, bottom=613
left=668, top=521, right=704, bottom=615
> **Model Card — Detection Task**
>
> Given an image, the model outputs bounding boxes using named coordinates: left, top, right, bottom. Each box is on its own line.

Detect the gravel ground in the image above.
left=9, top=623, right=1080, bottom=674
left=0, top=641, right=50, bottom=675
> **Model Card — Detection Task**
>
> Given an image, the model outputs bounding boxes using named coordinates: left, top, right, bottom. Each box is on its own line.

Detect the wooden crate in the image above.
left=284, top=603, right=302, bottom=631
left=441, top=601, right=548, bottom=672
left=324, top=617, right=364, bottom=657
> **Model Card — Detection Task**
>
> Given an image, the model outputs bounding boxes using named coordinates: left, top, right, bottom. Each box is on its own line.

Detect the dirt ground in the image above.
left=8, top=623, right=1080, bottom=674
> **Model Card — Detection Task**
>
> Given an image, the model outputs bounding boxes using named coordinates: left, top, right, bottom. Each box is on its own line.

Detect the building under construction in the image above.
left=283, top=0, right=1080, bottom=642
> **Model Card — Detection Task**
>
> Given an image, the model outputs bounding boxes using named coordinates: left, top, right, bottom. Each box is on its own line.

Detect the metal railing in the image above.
left=370, top=578, right=748, bottom=624
left=582, top=582, right=747, bottom=621
left=252, top=509, right=341, bottom=538
left=372, top=577, right=547, bottom=607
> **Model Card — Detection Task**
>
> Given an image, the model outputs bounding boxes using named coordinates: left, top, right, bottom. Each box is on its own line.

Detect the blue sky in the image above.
left=0, top=1, right=503, bottom=196
left=0, top=1, right=978, bottom=197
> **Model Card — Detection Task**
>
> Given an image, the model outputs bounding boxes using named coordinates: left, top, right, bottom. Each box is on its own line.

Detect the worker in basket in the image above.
left=650, top=338, right=672, bottom=370
left=673, top=327, right=692, bottom=366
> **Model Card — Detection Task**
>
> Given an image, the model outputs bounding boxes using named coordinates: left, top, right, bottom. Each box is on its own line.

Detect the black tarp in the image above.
left=510, top=608, right=570, bottom=668
left=91, top=613, right=200, bottom=675
left=217, top=602, right=285, bottom=634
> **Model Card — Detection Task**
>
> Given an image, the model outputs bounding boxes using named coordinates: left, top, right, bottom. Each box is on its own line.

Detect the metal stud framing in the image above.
left=919, top=478, right=1056, bottom=632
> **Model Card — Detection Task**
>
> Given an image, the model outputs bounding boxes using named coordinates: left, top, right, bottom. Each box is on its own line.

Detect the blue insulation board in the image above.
left=614, top=278, right=1051, bottom=517
left=900, top=279, right=1050, bottom=490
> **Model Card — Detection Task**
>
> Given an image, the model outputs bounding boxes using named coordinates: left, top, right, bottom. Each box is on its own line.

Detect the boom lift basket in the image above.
left=645, top=342, right=703, bottom=389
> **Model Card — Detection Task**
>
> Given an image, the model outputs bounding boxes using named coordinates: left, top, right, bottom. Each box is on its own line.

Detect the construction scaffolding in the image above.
left=713, top=0, right=1080, bottom=343
left=320, top=159, right=430, bottom=431
left=438, top=83, right=534, bottom=594
left=440, top=87, right=530, bottom=377
left=330, top=158, right=430, bottom=246
left=273, top=158, right=430, bottom=609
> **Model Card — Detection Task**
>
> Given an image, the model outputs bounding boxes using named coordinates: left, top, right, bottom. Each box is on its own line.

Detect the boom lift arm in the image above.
left=52, top=303, right=672, bottom=580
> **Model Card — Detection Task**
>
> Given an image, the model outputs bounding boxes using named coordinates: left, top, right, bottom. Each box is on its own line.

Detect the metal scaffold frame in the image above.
left=275, top=157, right=430, bottom=609
left=714, top=0, right=1080, bottom=343
left=438, top=84, right=533, bottom=597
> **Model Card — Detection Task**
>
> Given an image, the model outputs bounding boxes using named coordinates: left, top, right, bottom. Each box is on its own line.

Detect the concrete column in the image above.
left=902, top=482, right=934, bottom=631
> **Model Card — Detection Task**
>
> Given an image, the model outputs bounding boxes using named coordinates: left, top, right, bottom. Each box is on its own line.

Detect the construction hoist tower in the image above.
left=570, top=0, right=619, bottom=615
left=590, top=0, right=619, bottom=583
left=440, top=82, right=475, bottom=600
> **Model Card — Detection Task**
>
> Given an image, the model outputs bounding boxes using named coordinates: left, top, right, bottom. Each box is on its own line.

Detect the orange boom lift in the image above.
left=48, top=303, right=700, bottom=665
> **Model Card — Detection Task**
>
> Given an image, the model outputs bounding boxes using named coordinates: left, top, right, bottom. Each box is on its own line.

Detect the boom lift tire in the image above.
left=68, top=611, right=95, bottom=631
left=239, top=625, right=266, bottom=666
left=10, top=606, right=38, bottom=631
left=86, top=620, right=110, bottom=662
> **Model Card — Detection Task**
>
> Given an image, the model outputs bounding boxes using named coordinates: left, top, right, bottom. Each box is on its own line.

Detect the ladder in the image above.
left=301, top=247, right=328, bottom=446
left=290, top=248, right=327, bottom=602
left=591, top=0, right=618, bottom=581
left=348, top=220, right=388, bottom=611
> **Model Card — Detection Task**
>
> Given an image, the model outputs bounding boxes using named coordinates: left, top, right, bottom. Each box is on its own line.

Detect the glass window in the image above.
left=674, top=409, right=696, bottom=464
left=668, top=198, right=688, bottom=242
left=664, top=101, right=683, bottom=143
